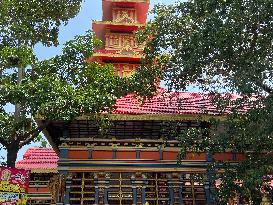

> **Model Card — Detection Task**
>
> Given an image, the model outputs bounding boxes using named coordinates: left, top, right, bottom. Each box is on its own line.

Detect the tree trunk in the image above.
left=6, top=145, right=19, bottom=168
left=15, top=67, right=24, bottom=121
left=9, top=66, right=24, bottom=168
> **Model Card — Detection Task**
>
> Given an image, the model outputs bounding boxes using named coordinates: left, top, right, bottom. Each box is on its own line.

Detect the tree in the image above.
left=139, top=0, right=273, bottom=204
left=0, top=0, right=88, bottom=167
left=0, top=1, right=158, bottom=168
left=0, top=28, right=147, bottom=167
left=0, top=0, right=85, bottom=167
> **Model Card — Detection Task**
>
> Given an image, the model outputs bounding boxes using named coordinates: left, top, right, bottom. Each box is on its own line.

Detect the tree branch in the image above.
left=0, top=137, right=8, bottom=147
left=19, top=121, right=49, bottom=148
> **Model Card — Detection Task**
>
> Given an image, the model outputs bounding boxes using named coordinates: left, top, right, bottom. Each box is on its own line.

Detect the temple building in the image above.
left=16, top=148, right=58, bottom=205
left=18, top=0, right=246, bottom=205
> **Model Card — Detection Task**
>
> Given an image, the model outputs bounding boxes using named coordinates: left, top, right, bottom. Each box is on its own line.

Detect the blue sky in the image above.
left=35, top=0, right=178, bottom=60
left=0, top=0, right=178, bottom=162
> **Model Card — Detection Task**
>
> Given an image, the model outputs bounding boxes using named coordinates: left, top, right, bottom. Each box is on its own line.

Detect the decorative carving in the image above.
left=105, top=32, right=143, bottom=51
left=113, top=63, right=138, bottom=77
left=48, top=174, right=65, bottom=203
left=113, top=8, right=137, bottom=24
left=60, top=142, right=68, bottom=147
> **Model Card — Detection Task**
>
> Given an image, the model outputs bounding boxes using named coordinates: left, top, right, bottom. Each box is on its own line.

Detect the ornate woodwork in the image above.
left=113, top=8, right=137, bottom=24
left=105, top=32, right=143, bottom=52
left=114, top=63, right=138, bottom=77
left=67, top=172, right=206, bottom=205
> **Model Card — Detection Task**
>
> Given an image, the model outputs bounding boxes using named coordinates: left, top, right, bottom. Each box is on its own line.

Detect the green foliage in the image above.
left=34, top=134, right=48, bottom=148
left=0, top=0, right=83, bottom=47
left=19, top=30, right=130, bottom=120
left=0, top=46, right=34, bottom=69
left=0, top=0, right=155, bottom=168
left=0, top=0, right=84, bottom=167
left=0, top=27, right=141, bottom=167
left=142, top=0, right=273, bottom=203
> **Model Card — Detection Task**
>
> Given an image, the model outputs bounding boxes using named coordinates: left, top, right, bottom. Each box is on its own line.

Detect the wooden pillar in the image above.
left=88, top=148, right=93, bottom=159
left=104, top=173, right=110, bottom=205
left=94, top=173, right=99, bottom=205
left=131, top=174, right=137, bottom=205
left=167, top=174, right=175, bottom=205
left=136, top=149, right=141, bottom=159
left=141, top=174, right=147, bottom=205
left=112, top=149, right=117, bottom=159
left=64, top=173, right=72, bottom=205
left=179, top=174, right=184, bottom=204
left=159, top=147, right=163, bottom=160
left=56, top=172, right=65, bottom=204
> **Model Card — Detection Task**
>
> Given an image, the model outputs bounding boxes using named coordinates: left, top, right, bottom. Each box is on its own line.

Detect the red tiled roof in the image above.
left=112, top=88, right=248, bottom=115
left=16, top=148, right=58, bottom=173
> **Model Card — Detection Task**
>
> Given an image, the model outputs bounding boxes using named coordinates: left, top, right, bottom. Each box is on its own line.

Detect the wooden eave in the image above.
left=30, top=169, right=58, bottom=174
left=36, top=113, right=226, bottom=154
left=93, top=20, right=145, bottom=28
left=90, top=53, right=142, bottom=62
left=77, top=113, right=226, bottom=121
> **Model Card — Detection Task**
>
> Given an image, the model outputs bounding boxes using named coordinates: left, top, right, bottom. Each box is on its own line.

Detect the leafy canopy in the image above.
left=0, top=27, right=157, bottom=167
left=0, top=0, right=86, bottom=167
left=0, top=0, right=83, bottom=47
left=140, top=0, right=273, bottom=203
left=0, top=0, right=158, bottom=167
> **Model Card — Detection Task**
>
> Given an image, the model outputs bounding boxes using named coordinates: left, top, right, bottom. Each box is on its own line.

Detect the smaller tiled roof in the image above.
left=16, top=148, right=58, bottom=173
left=113, top=88, right=249, bottom=115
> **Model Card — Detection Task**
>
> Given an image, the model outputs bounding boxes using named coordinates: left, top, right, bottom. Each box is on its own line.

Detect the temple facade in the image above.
left=22, top=1, right=245, bottom=205
left=16, top=148, right=58, bottom=205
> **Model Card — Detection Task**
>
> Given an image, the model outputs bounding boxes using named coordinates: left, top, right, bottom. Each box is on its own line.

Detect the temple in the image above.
left=17, top=0, right=245, bottom=204
left=16, top=148, right=58, bottom=205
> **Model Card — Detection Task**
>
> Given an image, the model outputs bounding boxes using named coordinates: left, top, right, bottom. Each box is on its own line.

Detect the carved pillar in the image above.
left=94, top=173, right=99, bottom=205
left=112, top=149, right=117, bottom=159
left=88, top=148, right=93, bottom=159
left=64, top=173, right=72, bottom=205
left=141, top=174, right=147, bottom=205
left=167, top=174, right=175, bottom=205
left=131, top=174, right=137, bottom=205
left=104, top=173, right=110, bottom=205
left=159, top=147, right=163, bottom=160
left=55, top=172, right=66, bottom=205
left=179, top=174, right=184, bottom=204
left=136, top=149, right=141, bottom=159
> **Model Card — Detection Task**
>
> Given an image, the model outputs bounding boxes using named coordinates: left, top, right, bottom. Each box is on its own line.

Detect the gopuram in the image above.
left=19, top=0, right=246, bottom=204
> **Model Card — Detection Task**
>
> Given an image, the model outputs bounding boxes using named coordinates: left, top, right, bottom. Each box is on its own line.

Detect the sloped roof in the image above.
left=112, top=88, right=246, bottom=115
left=16, top=148, right=58, bottom=173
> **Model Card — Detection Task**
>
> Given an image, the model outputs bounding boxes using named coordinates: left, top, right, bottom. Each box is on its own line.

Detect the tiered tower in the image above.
left=88, top=0, right=149, bottom=77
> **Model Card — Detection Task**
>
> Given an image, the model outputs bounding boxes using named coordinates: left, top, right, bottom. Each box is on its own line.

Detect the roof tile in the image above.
left=16, top=148, right=58, bottom=172
left=112, top=88, right=245, bottom=115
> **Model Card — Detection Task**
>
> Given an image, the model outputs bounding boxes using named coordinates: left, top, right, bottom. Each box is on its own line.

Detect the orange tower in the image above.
left=88, top=0, right=150, bottom=77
